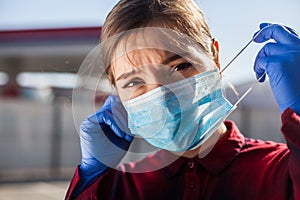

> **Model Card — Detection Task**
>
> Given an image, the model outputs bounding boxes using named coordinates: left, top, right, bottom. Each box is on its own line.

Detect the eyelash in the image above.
left=121, top=62, right=193, bottom=89
left=122, top=78, right=145, bottom=89
left=172, top=62, right=193, bottom=73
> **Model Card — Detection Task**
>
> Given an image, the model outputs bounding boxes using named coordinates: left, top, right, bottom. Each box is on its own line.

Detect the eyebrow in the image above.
left=115, top=54, right=184, bottom=82
left=115, top=68, right=142, bottom=81
left=162, top=54, right=183, bottom=65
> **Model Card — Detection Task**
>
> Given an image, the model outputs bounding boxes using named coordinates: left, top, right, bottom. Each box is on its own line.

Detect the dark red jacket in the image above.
left=66, top=108, right=300, bottom=200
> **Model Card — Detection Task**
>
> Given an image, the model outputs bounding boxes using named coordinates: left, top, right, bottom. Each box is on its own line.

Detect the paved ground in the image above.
left=0, top=181, right=69, bottom=200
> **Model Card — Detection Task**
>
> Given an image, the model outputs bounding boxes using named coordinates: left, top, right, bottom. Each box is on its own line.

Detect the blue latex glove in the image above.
left=74, top=95, right=133, bottom=196
left=253, top=23, right=300, bottom=115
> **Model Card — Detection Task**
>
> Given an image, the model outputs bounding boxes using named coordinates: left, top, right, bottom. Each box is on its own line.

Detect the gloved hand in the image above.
left=75, top=95, right=133, bottom=195
left=253, top=23, right=300, bottom=115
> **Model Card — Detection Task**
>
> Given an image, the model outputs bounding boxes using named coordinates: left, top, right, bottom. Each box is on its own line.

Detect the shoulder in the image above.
left=224, top=120, right=289, bottom=156
left=239, top=137, right=289, bottom=164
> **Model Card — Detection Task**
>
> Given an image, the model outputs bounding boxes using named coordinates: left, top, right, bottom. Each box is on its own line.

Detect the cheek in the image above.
left=172, top=67, right=202, bottom=80
left=181, top=68, right=201, bottom=78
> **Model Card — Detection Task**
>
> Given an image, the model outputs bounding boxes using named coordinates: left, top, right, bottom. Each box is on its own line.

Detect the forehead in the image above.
left=110, top=27, right=193, bottom=63
left=116, top=48, right=175, bottom=64
left=108, top=27, right=214, bottom=79
left=112, top=48, right=175, bottom=80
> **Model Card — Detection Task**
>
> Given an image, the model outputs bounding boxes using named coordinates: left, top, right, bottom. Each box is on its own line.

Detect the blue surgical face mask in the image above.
left=122, top=69, right=235, bottom=152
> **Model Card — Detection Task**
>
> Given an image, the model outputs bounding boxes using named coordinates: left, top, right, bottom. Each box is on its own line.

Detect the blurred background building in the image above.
left=0, top=27, right=101, bottom=182
left=0, top=0, right=299, bottom=199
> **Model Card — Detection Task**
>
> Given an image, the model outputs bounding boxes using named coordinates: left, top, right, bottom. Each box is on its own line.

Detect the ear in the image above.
left=212, top=39, right=220, bottom=70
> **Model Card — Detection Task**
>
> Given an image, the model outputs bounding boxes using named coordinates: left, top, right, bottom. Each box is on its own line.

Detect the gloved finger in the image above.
left=102, top=111, right=134, bottom=142
left=254, top=54, right=286, bottom=82
left=90, top=103, right=133, bottom=142
left=89, top=94, right=127, bottom=121
left=254, top=43, right=276, bottom=81
left=253, top=55, right=266, bottom=82
left=80, top=117, right=131, bottom=163
left=100, top=95, right=114, bottom=111
left=109, top=95, right=122, bottom=103
left=253, top=54, right=276, bottom=82
left=259, top=22, right=271, bottom=29
left=81, top=115, right=102, bottom=134
left=110, top=95, right=126, bottom=120
left=253, top=24, right=300, bottom=44
left=258, top=23, right=300, bottom=38
left=285, top=26, right=300, bottom=37
left=110, top=96, right=132, bottom=135
left=253, top=23, right=299, bottom=41
left=86, top=111, right=105, bottom=125
left=256, top=43, right=298, bottom=58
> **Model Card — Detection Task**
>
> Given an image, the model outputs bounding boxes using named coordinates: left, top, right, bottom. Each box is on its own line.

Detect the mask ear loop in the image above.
left=232, top=72, right=266, bottom=107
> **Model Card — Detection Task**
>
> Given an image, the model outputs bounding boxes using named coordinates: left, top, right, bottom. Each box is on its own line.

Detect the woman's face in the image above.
left=112, top=48, right=208, bottom=101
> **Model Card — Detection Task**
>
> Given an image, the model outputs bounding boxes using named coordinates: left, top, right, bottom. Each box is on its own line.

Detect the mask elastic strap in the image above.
left=218, top=38, right=257, bottom=108
left=232, top=72, right=266, bottom=107
left=218, top=25, right=271, bottom=108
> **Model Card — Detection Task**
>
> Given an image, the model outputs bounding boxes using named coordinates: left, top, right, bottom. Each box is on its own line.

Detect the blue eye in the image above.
left=122, top=78, right=144, bottom=89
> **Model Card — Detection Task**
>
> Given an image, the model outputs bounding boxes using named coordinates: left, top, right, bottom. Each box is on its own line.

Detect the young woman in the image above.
left=66, top=0, right=300, bottom=199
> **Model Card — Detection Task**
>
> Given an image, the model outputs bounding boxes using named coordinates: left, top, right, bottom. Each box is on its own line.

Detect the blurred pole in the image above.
left=50, top=92, right=63, bottom=178
left=240, top=106, right=252, bottom=137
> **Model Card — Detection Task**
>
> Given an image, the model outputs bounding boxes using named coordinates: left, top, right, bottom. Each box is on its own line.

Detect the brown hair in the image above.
left=101, top=0, right=216, bottom=85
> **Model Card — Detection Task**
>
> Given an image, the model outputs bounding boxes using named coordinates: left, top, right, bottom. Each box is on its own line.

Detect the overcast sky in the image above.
left=1, top=0, right=299, bottom=84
